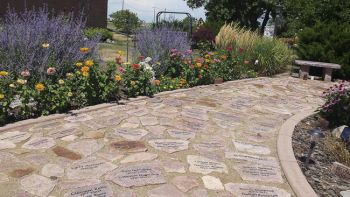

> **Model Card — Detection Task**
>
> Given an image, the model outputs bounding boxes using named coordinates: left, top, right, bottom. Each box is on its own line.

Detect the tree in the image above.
left=110, top=10, right=141, bottom=34
left=184, top=0, right=277, bottom=33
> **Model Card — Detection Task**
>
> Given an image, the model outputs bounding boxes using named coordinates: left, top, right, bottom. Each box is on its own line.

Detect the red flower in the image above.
left=226, top=46, right=233, bottom=51
left=132, top=64, right=141, bottom=70
left=239, top=48, right=244, bottom=53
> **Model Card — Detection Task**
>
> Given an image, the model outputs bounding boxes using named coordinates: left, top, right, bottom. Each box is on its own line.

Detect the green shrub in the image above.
left=252, top=38, right=295, bottom=76
left=297, top=22, right=350, bottom=79
left=84, top=28, right=113, bottom=42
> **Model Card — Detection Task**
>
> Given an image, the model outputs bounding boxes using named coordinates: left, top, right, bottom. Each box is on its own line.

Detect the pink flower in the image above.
left=226, top=46, right=233, bottom=51
left=185, top=49, right=193, bottom=55
left=47, top=67, right=56, bottom=75
left=170, top=49, right=178, bottom=53
left=118, top=67, right=125, bottom=74
left=21, top=70, right=30, bottom=77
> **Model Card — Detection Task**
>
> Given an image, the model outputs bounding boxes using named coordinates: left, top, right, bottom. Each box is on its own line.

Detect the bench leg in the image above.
left=299, top=65, right=310, bottom=79
left=323, top=68, right=333, bottom=81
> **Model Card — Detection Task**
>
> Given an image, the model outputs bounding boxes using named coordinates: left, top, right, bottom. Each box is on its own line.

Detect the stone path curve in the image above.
left=0, top=77, right=330, bottom=197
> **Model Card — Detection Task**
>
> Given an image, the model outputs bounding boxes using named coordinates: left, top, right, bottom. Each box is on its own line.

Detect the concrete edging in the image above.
left=277, top=108, right=318, bottom=197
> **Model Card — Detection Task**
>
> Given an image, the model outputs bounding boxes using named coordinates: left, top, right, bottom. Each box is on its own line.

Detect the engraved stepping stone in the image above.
left=66, top=157, right=117, bottom=179
left=22, top=137, right=56, bottom=150
left=66, top=139, right=104, bottom=157
left=163, top=98, right=183, bottom=107
left=113, top=128, right=148, bottom=140
left=233, top=141, right=271, bottom=155
left=41, top=164, right=64, bottom=178
left=168, top=129, right=195, bottom=140
left=234, top=163, right=283, bottom=183
left=187, top=155, right=228, bottom=174
left=0, top=140, right=16, bottom=149
left=172, top=175, right=199, bottom=192
left=0, top=131, right=31, bottom=143
left=64, top=114, right=93, bottom=122
left=20, top=174, right=56, bottom=197
left=148, top=139, right=189, bottom=153
left=110, top=141, right=147, bottom=153
left=225, top=152, right=278, bottom=166
left=181, top=107, right=209, bottom=121
left=193, top=139, right=226, bottom=152
left=176, top=118, right=208, bottom=132
left=63, top=183, right=113, bottom=197
left=52, top=146, right=82, bottom=160
left=140, top=116, right=159, bottom=126
left=59, top=179, right=101, bottom=190
left=202, top=175, right=224, bottom=190
left=47, top=127, right=79, bottom=139
left=120, top=152, right=158, bottom=163
left=0, top=173, right=9, bottom=183
left=105, top=163, right=166, bottom=187
left=148, top=184, right=187, bottom=197
left=225, top=183, right=291, bottom=197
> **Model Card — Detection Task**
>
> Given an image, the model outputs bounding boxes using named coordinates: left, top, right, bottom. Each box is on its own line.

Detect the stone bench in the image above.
left=295, top=60, right=341, bottom=81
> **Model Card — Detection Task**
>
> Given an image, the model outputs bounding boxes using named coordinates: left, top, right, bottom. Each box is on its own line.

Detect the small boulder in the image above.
left=332, top=125, right=350, bottom=141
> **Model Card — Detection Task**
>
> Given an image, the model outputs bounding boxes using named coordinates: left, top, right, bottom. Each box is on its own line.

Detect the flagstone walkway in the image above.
left=0, top=77, right=331, bottom=197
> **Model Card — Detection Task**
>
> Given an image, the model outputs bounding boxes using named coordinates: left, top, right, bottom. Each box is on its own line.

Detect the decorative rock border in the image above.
left=277, top=109, right=318, bottom=197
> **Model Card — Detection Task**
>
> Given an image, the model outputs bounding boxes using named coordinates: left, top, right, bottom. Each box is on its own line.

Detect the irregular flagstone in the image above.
left=59, top=179, right=102, bottom=190
left=193, top=139, right=226, bottom=152
left=82, top=120, right=106, bottom=130
left=235, top=131, right=270, bottom=143
left=52, top=146, right=82, bottom=160
left=22, top=137, right=56, bottom=149
left=139, top=116, right=159, bottom=126
left=163, top=98, right=183, bottom=107
left=24, top=153, right=52, bottom=166
left=225, top=183, right=291, bottom=197
left=190, top=188, right=209, bottom=197
left=120, top=152, right=158, bottom=163
left=148, top=139, right=189, bottom=153
left=0, top=140, right=16, bottom=149
left=175, top=118, right=208, bottom=132
left=181, top=107, right=209, bottom=121
left=66, top=139, right=104, bottom=157
left=20, top=174, right=56, bottom=197
left=0, top=152, right=31, bottom=172
left=116, top=190, right=137, bottom=197
left=148, top=184, right=187, bottom=197
left=66, top=157, right=117, bottom=179
left=105, top=163, right=166, bottom=187
left=172, top=175, right=199, bottom=192
left=120, top=122, right=139, bottom=128
left=126, top=108, right=149, bottom=116
left=47, top=127, right=79, bottom=139
left=64, top=114, right=93, bottom=122
left=234, top=163, right=283, bottom=183
left=161, top=159, right=186, bottom=173
left=96, top=151, right=124, bottom=162
left=168, top=129, right=196, bottom=140
left=0, top=131, right=31, bottom=143
left=187, top=155, right=228, bottom=174
left=8, top=167, right=35, bottom=178
left=110, top=140, right=147, bottom=152
left=63, top=183, right=113, bottom=197
left=41, top=164, right=64, bottom=178
left=233, top=140, right=271, bottom=155
left=202, top=175, right=224, bottom=190
left=61, top=135, right=79, bottom=142
left=113, top=128, right=148, bottom=140
left=88, top=110, right=115, bottom=118
left=83, top=129, right=105, bottom=139
left=146, top=125, right=167, bottom=135
left=29, top=121, right=63, bottom=131
left=101, top=114, right=129, bottom=126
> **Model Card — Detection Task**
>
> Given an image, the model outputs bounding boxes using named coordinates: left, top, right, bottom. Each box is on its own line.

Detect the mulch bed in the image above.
left=292, top=114, right=350, bottom=197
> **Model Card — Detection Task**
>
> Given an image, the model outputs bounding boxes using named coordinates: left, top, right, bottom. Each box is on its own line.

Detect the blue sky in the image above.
left=108, top=0, right=206, bottom=22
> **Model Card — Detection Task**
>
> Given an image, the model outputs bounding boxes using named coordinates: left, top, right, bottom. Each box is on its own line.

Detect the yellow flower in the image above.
left=130, top=81, right=136, bottom=86
left=76, top=62, right=83, bottom=67
left=82, top=71, right=89, bottom=77
left=114, top=75, right=122, bottom=82
left=196, top=63, right=202, bottom=68
left=16, top=79, right=27, bottom=85
left=117, top=50, right=125, bottom=55
left=81, top=66, right=90, bottom=73
left=68, top=92, right=73, bottom=97
left=35, top=83, right=45, bottom=92
left=80, top=47, right=89, bottom=53
left=9, top=84, right=16, bottom=88
left=123, top=62, right=131, bottom=65
left=66, top=73, right=74, bottom=78
left=205, top=59, right=210, bottom=63
left=0, top=94, right=4, bottom=100
left=85, top=60, right=94, bottom=67
left=42, top=43, right=50, bottom=48
left=0, top=71, right=9, bottom=76
left=58, top=79, right=65, bottom=85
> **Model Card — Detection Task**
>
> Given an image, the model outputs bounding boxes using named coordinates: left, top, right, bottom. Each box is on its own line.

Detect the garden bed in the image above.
left=292, top=114, right=350, bottom=197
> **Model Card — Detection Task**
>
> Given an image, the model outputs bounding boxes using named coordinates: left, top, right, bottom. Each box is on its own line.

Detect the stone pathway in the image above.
left=0, top=77, right=330, bottom=197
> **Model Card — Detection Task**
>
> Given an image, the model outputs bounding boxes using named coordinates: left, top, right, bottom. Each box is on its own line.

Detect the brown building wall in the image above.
left=0, top=0, right=107, bottom=28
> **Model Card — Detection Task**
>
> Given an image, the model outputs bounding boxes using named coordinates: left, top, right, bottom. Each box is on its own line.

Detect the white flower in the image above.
left=254, top=60, right=259, bottom=65
left=145, top=57, right=152, bottom=63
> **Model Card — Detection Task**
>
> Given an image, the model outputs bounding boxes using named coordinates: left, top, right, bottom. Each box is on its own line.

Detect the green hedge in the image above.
left=296, top=22, right=350, bottom=79
left=84, top=28, right=113, bottom=42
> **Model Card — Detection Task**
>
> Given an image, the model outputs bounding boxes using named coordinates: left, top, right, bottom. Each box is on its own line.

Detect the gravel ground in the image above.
left=292, top=115, right=350, bottom=197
